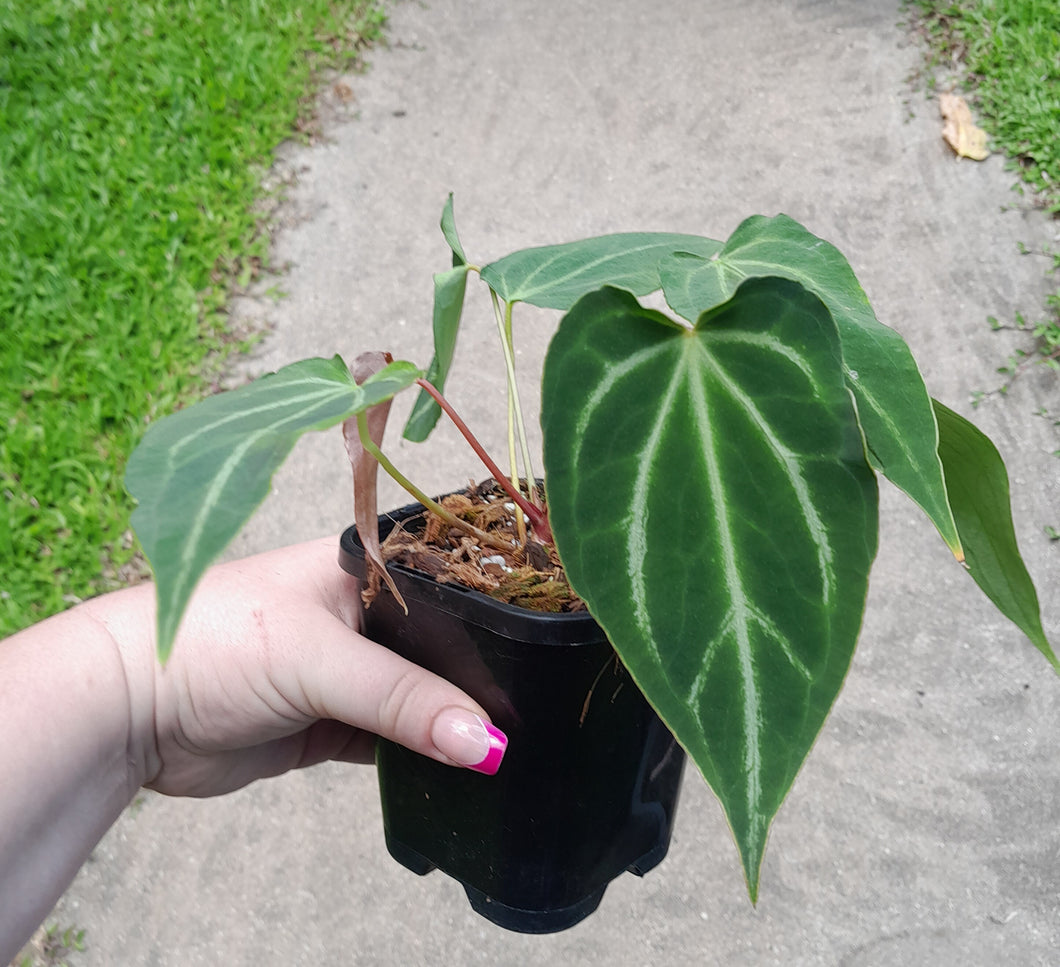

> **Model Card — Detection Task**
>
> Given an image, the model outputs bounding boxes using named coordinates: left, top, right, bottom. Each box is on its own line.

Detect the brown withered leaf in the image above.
left=342, top=351, right=407, bottom=612
left=940, top=92, right=990, bottom=161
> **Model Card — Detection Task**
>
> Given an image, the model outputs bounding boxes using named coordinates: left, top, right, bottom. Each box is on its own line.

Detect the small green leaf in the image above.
left=360, top=358, right=426, bottom=401
left=126, top=355, right=421, bottom=660
left=440, top=192, right=467, bottom=267
left=403, top=264, right=470, bottom=442
left=932, top=398, right=1058, bottom=672
left=481, top=232, right=722, bottom=309
left=659, top=214, right=962, bottom=559
left=404, top=195, right=470, bottom=442
left=543, top=280, right=878, bottom=900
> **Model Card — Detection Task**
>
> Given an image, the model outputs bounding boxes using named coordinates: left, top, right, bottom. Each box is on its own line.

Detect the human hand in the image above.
left=104, top=537, right=508, bottom=798
left=0, top=536, right=507, bottom=956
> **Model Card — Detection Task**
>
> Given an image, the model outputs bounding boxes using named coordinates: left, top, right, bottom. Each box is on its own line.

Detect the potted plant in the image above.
left=124, top=196, right=1057, bottom=931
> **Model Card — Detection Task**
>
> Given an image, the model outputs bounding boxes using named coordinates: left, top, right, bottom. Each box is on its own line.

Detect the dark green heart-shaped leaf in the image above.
left=932, top=399, right=1058, bottom=671
left=126, top=355, right=421, bottom=660
left=659, top=214, right=961, bottom=559
left=542, top=280, right=879, bottom=900
left=481, top=232, right=722, bottom=309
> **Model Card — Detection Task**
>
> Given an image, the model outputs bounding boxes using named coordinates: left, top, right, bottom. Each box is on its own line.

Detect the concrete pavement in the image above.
left=53, top=0, right=1059, bottom=963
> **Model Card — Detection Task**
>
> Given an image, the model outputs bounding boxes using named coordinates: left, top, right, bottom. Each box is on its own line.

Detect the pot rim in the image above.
left=338, top=500, right=608, bottom=646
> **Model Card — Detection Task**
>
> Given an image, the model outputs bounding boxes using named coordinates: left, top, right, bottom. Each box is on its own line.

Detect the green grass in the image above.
left=12, top=922, right=85, bottom=967
left=908, top=0, right=1060, bottom=385
left=0, top=0, right=386, bottom=637
left=910, top=0, right=1059, bottom=208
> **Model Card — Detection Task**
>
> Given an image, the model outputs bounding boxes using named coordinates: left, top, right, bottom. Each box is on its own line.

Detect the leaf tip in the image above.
left=383, top=569, right=408, bottom=614
left=155, top=623, right=175, bottom=666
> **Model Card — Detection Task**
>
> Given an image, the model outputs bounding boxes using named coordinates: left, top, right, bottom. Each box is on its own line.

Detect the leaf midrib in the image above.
left=683, top=348, right=765, bottom=843
left=690, top=334, right=835, bottom=609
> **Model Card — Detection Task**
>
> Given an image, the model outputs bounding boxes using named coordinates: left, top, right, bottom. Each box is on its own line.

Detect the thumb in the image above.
left=306, top=623, right=508, bottom=776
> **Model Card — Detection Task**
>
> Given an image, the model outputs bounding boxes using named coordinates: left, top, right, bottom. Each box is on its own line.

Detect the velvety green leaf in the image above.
left=440, top=192, right=467, bottom=267
left=932, top=399, right=1058, bottom=671
left=659, top=214, right=962, bottom=559
left=480, top=232, right=722, bottom=310
left=542, top=280, right=879, bottom=900
left=126, top=355, right=421, bottom=660
left=403, top=263, right=470, bottom=442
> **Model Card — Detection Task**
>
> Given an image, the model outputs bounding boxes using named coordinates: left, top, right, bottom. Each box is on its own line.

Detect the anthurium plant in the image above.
left=125, top=196, right=1057, bottom=901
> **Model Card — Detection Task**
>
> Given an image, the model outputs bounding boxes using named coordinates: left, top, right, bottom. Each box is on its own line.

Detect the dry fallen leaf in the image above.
left=940, top=92, right=990, bottom=161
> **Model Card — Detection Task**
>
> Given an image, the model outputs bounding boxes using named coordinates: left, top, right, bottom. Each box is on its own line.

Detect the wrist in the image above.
left=0, top=584, right=159, bottom=958
left=82, top=583, right=163, bottom=791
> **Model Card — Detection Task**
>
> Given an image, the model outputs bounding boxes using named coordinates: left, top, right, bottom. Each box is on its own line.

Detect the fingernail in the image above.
left=432, top=708, right=508, bottom=775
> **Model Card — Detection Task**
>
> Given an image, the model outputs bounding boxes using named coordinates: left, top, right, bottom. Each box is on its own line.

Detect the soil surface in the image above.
left=375, top=479, right=584, bottom=612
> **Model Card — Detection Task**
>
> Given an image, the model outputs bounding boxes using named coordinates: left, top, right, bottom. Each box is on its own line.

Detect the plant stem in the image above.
left=356, top=413, right=516, bottom=554
left=414, top=378, right=553, bottom=543
left=497, top=298, right=528, bottom=545
left=508, top=299, right=545, bottom=509
left=490, top=289, right=542, bottom=508
left=505, top=390, right=528, bottom=547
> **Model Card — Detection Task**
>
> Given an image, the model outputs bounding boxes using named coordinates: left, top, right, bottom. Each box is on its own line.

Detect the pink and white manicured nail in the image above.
left=432, top=708, right=508, bottom=775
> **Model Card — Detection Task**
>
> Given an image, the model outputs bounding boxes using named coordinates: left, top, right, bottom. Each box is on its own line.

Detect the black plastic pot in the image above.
left=338, top=503, right=685, bottom=934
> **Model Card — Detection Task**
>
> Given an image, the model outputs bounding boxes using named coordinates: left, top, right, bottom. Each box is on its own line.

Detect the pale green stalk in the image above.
left=489, top=289, right=540, bottom=504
